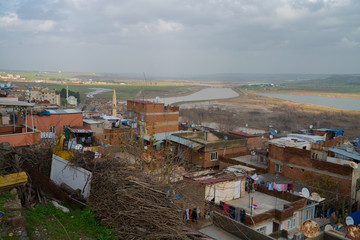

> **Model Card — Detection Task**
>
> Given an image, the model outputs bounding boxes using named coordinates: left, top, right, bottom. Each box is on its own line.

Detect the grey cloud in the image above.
left=0, top=0, right=359, bottom=74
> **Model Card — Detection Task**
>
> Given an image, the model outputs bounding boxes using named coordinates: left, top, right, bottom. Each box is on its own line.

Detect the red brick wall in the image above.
left=312, top=137, right=344, bottom=150
left=127, top=100, right=179, bottom=134
left=269, top=144, right=353, bottom=200
left=94, top=128, right=128, bottom=145
left=247, top=137, right=262, bottom=149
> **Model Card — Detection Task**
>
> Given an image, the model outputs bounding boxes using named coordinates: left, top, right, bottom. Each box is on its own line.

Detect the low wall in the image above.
left=213, top=212, right=275, bottom=240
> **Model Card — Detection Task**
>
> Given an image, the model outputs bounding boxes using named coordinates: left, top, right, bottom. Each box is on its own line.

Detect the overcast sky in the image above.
left=0, top=0, right=359, bottom=75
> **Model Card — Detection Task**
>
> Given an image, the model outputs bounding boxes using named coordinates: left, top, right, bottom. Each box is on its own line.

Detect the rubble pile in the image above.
left=88, top=158, right=187, bottom=240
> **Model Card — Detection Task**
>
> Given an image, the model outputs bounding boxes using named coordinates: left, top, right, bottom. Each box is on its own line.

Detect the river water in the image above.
left=258, top=93, right=360, bottom=111
left=154, top=87, right=239, bottom=105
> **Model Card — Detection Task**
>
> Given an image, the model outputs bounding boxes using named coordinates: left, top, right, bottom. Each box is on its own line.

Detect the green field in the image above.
left=240, top=75, right=360, bottom=95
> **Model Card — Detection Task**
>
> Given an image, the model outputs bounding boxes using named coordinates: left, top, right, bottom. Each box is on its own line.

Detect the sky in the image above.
left=0, top=0, right=359, bottom=76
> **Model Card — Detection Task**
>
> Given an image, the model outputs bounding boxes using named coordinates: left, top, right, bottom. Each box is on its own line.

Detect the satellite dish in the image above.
left=245, top=123, right=248, bottom=127
left=0, top=84, right=4, bottom=88
left=346, top=225, right=360, bottom=240
left=155, top=96, right=159, bottom=102
left=302, top=220, right=320, bottom=239
left=325, top=225, right=333, bottom=231
left=311, top=192, right=321, bottom=202
left=302, top=188, right=310, bottom=198
left=346, top=216, right=355, bottom=226
left=251, top=151, right=256, bottom=156
left=269, top=135, right=274, bottom=139
left=350, top=162, right=358, bottom=169
left=309, top=125, right=313, bottom=129
left=224, top=136, right=228, bottom=141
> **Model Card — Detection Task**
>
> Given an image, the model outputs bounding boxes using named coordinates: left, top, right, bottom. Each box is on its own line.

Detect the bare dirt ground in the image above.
left=179, top=90, right=360, bottom=140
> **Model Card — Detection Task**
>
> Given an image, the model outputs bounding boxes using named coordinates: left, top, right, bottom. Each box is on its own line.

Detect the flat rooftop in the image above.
left=226, top=191, right=290, bottom=216
left=199, top=225, right=243, bottom=240
left=231, top=155, right=267, bottom=169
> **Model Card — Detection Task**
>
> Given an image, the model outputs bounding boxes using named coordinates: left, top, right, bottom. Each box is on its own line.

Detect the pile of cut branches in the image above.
left=88, top=158, right=187, bottom=240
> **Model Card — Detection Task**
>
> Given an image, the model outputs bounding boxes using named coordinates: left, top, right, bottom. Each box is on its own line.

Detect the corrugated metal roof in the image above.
left=68, top=127, right=92, bottom=133
left=0, top=101, right=35, bottom=107
left=47, top=109, right=82, bottom=114
left=329, top=147, right=360, bottom=161
left=83, top=119, right=101, bottom=124
left=166, top=134, right=203, bottom=150
left=143, top=131, right=192, bottom=142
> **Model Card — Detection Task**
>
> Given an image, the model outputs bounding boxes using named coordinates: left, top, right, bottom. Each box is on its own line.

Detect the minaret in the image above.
left=112, top=89, right=117, bottom=117
left=66, top=85, right=69, bottom=106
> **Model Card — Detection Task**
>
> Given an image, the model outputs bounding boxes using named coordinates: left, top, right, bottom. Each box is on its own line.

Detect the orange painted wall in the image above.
left=0, top=131, right=41, bottom=147
left=19, top=113, right=83, bottom=136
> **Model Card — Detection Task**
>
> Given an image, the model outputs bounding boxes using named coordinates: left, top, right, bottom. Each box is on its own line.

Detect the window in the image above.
left=34, top=126, right=37, bottom=130
left=141, top=114, right=145, bottom=122
left=304, top=209, right=313, bottom=221
left=50, top=126, right=56, bottom=133
left=288, top=213, right=297, bottom=230
left=256, top=226, right=266, bottom=235
left=301, top=169, right=305, bottom=173
left=210, top=152, right=218, bottom=161
left=303, top=146, right=307, bottom=150
left=104, top=135, right=108, bottom=140
left=275, top=164, right=282, bottom=173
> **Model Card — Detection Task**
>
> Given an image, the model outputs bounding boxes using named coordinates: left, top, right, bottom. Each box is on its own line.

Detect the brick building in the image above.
left=126, top=100, right=179, bottom=137
left=19, top=109, right=83, bottom=137
left=267, top=132, right=360, bottom=210
left=170, top=131, right=248, bottom=168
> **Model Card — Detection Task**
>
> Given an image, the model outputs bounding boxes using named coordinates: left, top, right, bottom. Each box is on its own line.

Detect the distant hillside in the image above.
left=280, top=74, right=360, bottom=93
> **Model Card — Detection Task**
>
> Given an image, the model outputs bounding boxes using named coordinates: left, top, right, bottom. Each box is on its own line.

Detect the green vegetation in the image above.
left=2, top=71, right=76, bottom=80
left=26, top=202, right=116, bottom=240
left=252, top=75, right=360, bottom=94
left=59, top=88, right=81, bottom=103
left=0, top=192, right=16, bottom=212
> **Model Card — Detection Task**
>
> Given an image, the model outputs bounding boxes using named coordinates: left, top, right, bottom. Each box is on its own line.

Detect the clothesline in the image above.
left=255, top=180, right=294, bottom=193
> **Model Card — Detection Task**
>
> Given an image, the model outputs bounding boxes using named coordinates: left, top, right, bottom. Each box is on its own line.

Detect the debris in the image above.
left=0, top=172, right=28, bottom=193
left=88, top=158, right=188, bottom=239
left=51, top=201, right=70, bottom=213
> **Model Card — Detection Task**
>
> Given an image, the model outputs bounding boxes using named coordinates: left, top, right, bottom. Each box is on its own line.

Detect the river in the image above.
left=87, top=88, right=113, bottom=98
left=153, top=87, right=239, bottom=105
left=258, top=93, right=360, bottom=111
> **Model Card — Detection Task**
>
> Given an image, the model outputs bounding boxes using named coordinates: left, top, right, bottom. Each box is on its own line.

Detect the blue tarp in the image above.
left=314, top=128, right=344, bottom=136
left=347, top=210, right=360, bottom=225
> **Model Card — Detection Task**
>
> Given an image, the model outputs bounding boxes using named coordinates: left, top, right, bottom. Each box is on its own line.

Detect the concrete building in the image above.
left=0, top=101, right=41, bottom=147
left=126, top=100, right=179, bottom=137
left=28, top=87, right=61, bottom=105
